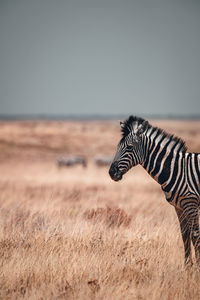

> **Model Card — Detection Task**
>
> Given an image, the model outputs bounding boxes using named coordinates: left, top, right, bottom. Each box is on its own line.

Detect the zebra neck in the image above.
left=141, top=127, right=185, bottom=188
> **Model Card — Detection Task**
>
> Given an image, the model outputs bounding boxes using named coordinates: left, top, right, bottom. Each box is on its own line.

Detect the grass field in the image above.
left=0, top=119, right=200, bottom=299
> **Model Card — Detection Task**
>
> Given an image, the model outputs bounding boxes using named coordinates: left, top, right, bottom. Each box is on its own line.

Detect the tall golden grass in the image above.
left=0, top=120, right=200, bottom=299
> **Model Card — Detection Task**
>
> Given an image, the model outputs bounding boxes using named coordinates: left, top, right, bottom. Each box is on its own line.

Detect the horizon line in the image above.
left=0, top=113, right=200, bottom=121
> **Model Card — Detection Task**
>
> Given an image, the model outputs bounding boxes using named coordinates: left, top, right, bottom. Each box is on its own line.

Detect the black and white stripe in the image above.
left=109, top=116, right=200, bottom=268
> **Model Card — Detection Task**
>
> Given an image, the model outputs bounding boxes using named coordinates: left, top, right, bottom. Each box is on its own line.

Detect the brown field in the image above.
left=0, top=119, right=200, bottom=300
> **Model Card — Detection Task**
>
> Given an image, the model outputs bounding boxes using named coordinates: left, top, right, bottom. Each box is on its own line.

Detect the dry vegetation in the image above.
left=0, top=119, right=200, bottom=299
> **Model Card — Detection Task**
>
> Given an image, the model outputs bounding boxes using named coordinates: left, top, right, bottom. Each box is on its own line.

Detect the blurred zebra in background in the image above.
left=57, top=156, right=87, bottom=168
left=95, top=156, right=113, bottom=166
left=109, top=116, right=200, bottom=268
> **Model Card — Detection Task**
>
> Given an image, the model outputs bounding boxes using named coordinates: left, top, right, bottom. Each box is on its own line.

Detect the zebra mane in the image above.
left=151, top=127, right=187, bottom=153
left=121, top=116, right=187, bottom=153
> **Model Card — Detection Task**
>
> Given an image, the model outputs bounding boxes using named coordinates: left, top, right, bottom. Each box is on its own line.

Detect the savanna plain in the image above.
left=0, top=119, right=200, bottom=300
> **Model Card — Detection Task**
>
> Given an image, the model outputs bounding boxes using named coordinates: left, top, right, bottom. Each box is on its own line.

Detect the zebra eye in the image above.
left=127, top=145, right=134, bottom=151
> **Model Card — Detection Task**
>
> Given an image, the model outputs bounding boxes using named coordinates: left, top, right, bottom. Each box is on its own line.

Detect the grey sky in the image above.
left=1, top=0, right=200, bottom=117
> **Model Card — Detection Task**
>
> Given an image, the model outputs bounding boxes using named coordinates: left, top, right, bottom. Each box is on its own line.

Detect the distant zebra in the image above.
left=95, top=156, right=113, bottom=167
left=57, top=156, right=87, bottom=168
left=109, top=116, right=200, bottom=268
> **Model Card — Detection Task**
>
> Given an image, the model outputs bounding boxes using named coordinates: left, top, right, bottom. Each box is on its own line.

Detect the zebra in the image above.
left=57, top=156, right=87, bottom=168
left=109, top=116, right=200, bottom=268
left=95, top=156, right=113, bottom=167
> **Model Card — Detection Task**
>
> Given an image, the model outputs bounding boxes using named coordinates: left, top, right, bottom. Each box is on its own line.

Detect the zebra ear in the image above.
left=120, top=121, right=125, bottom=129
left=136, top=120, right=149, bottom=136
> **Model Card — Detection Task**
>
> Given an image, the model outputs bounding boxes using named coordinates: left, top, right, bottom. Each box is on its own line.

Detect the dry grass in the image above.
left=0, top=119, right=200, bottom=299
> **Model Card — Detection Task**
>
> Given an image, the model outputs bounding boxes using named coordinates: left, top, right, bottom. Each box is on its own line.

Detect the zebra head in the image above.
left=109, top=116, right=149, bottom=181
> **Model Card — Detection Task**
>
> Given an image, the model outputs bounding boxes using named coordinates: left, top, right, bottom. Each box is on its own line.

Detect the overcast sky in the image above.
left=0, top=0, right=200, bottom=117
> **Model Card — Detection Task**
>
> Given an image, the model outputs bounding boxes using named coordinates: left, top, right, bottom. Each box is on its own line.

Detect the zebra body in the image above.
left=57, top=156, right=87, bottom=168
left=109, top=116, right=200, bottom=268
left=163, top=153, right=200, bottom=208
left=95, top=156, right=113, bottom=167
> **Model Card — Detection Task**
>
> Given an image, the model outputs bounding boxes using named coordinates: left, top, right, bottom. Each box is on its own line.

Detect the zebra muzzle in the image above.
left=109, top=162, right=123, bottom=181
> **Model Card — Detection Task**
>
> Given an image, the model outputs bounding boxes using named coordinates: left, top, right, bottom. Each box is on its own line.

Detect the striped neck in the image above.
left=141, top=126, right=186, bottom=188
